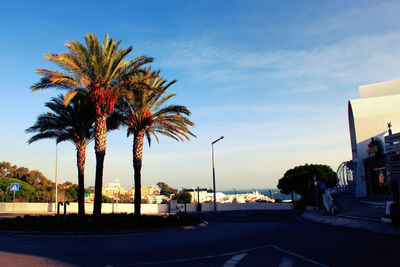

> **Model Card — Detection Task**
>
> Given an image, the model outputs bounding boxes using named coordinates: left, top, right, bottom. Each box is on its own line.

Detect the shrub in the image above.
left=0, top=213, right=203, bottom=232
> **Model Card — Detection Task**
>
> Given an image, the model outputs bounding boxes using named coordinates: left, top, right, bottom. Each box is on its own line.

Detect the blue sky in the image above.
left=1, top=0, right=400, bottom=190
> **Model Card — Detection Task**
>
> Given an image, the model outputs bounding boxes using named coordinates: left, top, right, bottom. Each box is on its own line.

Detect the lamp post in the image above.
left=314, top=174, right=319, bottom=210
left=55, top=143, right=58, bottom=212
left=212, top=136, right=224, bottom=211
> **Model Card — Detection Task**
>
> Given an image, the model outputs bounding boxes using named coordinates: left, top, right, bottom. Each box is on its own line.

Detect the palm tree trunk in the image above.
left=133, top=132, right=144, bottom=216
left=77, top=145, right=86, bottom=216
left=93, top=114, right=108, bottom=216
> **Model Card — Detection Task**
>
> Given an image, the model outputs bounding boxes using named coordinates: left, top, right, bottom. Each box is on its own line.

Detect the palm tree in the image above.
left=26, top=95, right=95, bottom=215
left=31, top=33, right=152, bottom=215
left=118, top=69, right=196, bottom=215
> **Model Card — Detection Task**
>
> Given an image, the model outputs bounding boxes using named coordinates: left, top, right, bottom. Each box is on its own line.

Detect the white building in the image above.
left=184, top=188, right=274, bottom=203
left=102, top=178, right=126, bottom=200
left=348, top=79, right=400, bottom=197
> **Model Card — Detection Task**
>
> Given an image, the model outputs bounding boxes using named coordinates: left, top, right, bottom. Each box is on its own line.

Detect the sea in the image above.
left=221, top=189, right=300, bottom=201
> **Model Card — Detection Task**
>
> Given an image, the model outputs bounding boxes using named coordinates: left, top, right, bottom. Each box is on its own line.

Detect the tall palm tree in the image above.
left=31, top=33, right=152, bottom=215
left=119, top=69, right=196, bottom=215
left=26, top=95, right=95, bottom=215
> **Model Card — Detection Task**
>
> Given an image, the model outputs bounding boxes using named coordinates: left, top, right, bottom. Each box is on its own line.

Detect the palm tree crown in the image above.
left=26, top=94, right=95, bottom=215
left=26, top=94, right=95, bottom=147
left=31, top=33, right=152, bottom=113
left=122, top=69, right=195, bottom=143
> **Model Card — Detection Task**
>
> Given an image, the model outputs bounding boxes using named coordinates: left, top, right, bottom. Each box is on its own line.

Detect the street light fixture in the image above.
left=212, top=136, right=224, bottom=211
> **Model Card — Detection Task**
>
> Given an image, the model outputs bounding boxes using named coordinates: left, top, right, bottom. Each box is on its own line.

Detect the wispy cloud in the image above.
left=145, top=31, right=400, bottom=96
left=307, top=1, right=400, bottom=37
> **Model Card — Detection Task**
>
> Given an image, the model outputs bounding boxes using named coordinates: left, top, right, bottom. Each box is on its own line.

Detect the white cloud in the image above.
left=146, top=31, right=400, bottom=96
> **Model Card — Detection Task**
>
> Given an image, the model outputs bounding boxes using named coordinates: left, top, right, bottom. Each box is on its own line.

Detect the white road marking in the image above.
left=221, top=253, right=248, bottom=267
left=106, top=243, right=329, bottom=266
left=279, top=256, right=294, bottom=267
left=270, top=245, right=329, bottom=267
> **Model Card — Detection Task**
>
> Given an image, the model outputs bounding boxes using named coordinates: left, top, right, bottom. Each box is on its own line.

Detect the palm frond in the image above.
left=119, top=68, right=196, bottom=146
left=26, top=94, right=96, bottom=148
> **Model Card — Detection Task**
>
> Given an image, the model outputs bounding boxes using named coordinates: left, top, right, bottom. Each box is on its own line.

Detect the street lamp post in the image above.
left=212, top=136, right=224, bottom=212
left=314, top=174, right=319, bottom=210
left=55, top=143, right=58, bottom=212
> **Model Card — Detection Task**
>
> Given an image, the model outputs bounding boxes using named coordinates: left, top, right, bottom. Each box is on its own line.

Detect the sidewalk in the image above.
left=302, top=193, right=400, bottom=237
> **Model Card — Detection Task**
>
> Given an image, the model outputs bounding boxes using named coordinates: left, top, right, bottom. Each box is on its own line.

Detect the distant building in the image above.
left=127, top=185, right=161, bottom=202
left=182, top=188, right=209, bottom=203
left=348, top=79, right=400, bottom=197
left=102, top=178, right=126, bottom=200
left=182, top=188, right=273, bottom=203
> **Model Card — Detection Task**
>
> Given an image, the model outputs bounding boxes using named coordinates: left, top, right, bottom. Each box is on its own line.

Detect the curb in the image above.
left=336, top=214, right=382, bottom=223
left=1, top=220, right=210, bottom=238
left=359, top=200, right=386, bottom=208
left=301, top=211, right=400, bottom=237
left=183, top=221, right=209, bottom=230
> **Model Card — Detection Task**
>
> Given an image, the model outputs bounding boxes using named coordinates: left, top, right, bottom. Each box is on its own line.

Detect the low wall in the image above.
left=176, top=202, right=293, bottom=212
left=0, top=202, right=292, bottom=214
left=0, top=202, right=169, bottom=214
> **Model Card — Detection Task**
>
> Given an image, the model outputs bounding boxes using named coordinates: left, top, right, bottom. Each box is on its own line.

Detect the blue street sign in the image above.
left=10, top=183, right=19, bottom=191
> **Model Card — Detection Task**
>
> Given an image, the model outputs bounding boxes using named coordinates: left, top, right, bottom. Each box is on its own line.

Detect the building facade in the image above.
left=102, top=178, right=127, bottom=200
left=348, top=79, right=400, bottom=197
left=127, top=185, right=161, bottom=202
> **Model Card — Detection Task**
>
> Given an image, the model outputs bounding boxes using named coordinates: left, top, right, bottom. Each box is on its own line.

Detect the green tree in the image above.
left=118, top=69, right=196, bottom=215
left=0, top=162, right=54, bottom=201
left=26, top=95, right=96, bottom=215
left=0, top=162, right=19, bottom=178
left=173, top=192, right=192, bottom=204
left=157, top=182, right=178, bottom=197
left=0, top=177, right=37, bottom=202
left=277, top=164, right=337, bottom=205
left=31, top=33, right=152, bottom=215
left=64, top=184, right=79, bottom=202
left=23, top=170, right=53, bottom=189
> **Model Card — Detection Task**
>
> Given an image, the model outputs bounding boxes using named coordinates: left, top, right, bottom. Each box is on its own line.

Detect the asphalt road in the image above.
left=0, top=210, right=398, bottom=266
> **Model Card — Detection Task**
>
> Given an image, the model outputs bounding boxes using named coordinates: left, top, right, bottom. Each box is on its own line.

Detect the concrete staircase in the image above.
left=333, top=193, right=387, bottom=221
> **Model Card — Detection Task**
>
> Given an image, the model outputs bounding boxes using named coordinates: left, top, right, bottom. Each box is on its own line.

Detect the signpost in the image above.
left=10, top=183, right=19, bottom=192
left=10, top=183, right=19, bottom=212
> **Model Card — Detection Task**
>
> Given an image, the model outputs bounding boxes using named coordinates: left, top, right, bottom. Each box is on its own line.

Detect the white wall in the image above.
left=359, top=79, right=400, bottom=99
left=0, top=202, right=292, bottom=214
left=0, top=203, right=169, bottom=214
left=176, top=202, right=292, bottom=213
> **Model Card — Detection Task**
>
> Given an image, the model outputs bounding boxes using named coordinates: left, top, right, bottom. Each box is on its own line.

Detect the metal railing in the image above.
left=337, top=161, right=355, bottom=193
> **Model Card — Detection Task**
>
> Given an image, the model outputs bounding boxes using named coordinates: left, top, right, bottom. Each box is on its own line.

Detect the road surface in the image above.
left=0, top=210, right=398, bottom=266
